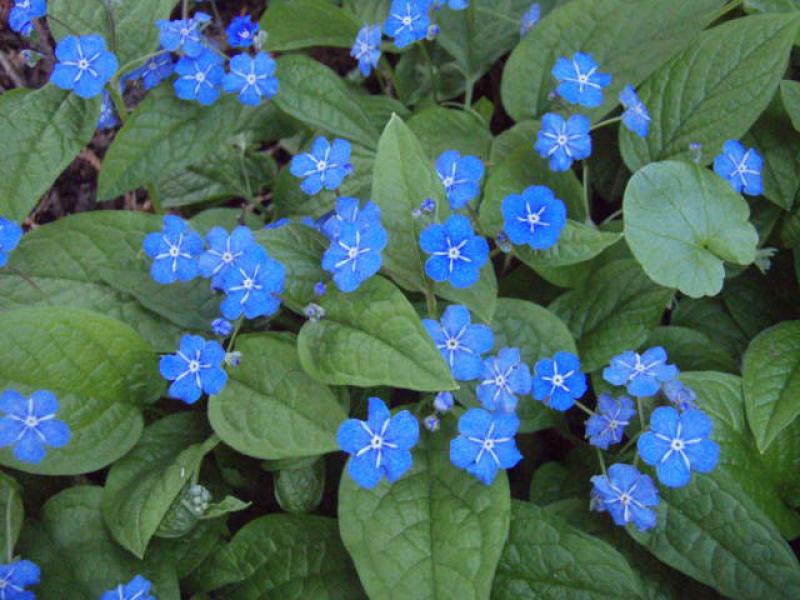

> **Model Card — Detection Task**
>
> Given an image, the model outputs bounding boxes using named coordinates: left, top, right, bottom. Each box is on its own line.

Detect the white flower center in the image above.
left=671, top=438, right=685, bottom=452
left=552, top=374, right=564, bottom=386
left=635, top=363, right=647, bottom=373
left=169, top=246, right=180, bottom=257
left=609, top=419, right=619, bottom=430
left=148, top=61, right=157, bottom=70
left=527, top=212, right=541, bottom=224
left=556, top=134, right=568, bottom=146
left=495, top=375, right=506, bottom=387
left=222, top=252, right=234, bottom=263
left=196, top=72, right=206, bottom=83
left=24, top=416, right=38, bottom=428
left=447, top=246, right=461, bottom=260
left=317, top=160, right=327, bottom=171
left=180, top=28, right=190, bottom=36
left=241, top=30, right=250, bottom=38
left=578, top=74, right=588, bottom=84
left=446, top=339, right=459, bottom=350
left=402, top=16, right=413, bottom=26
left=370, top=434, right=383, bottom=449
left=483, top=438, right=495, bottom=451
left=619, top=493, right=632, bottom=506
left=246, top=74, right=257, bottom=85
left=243, top=278, right=254, bottom=290
left=442, top=176, right=455, bottom=188
left=188, top=360, right=200, bottom=373
left=348, top=247, right=359, bottom=259
left=78, top=58, right=89, bottom=70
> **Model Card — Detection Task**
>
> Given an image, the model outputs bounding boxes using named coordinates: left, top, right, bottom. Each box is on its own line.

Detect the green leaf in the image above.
left=780, top=79, right=800, bottom=132
left=742, top=321, right=800, bottom=452
left=210, top=333, right=346, bottom=459
left=671, top=296, right=750, bottom=359
left=643, top=327, right=738, bottom=374
left=0, top=472, right=23, bottom=557
left=407, top=106, right=493, bottom=160
left=620, top=14, right=800, bottom=171
left=627, top=470, right=800, bottom=599
left=434, top=263, right=498, bottom=324
left=274, top=459, right=326, bottom=514
left=103, top=413, right=217, bottom=559
left=529, top=462, right=587, bottom=506
left=261, top=0, right=361, bottom=51
left=0, top=308, right=160, bottom=475
left=624, top=161, right=759, bottom=298
left=0, top=86, right=99, bottom=221
left=517, top=222, right=622, bottom=270
left=339, top=415, right=510, bottom=600
left=550, top=260, right=672, bottom=372
left=764, top=417, right=800, bottom=506
left=201, top=496, right=249, bottom=520
left=745, top=0, right=800, bottom=13
left=493, top=500, right=643, bottom=599
left=501, top=0, right=725, bottom=123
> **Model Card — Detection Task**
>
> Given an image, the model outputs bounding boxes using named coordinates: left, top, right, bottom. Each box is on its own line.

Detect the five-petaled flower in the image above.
left=501, top=185, right=567, bottom=250
left=0, top=389, right=71, bottom=464
left=0, top=217, right=23, bottom=269
left=156, top=12, right=211, bottom=57
left=662, top=379, right=698, bottom=412
left=423, top=304, right=494, bottom=381
left=590, top=463, right=659, bottom=531
left=585, top=394, right=635, bottom=450
left=337, top=397, right=419, bottom=489
left=174, top=49, right=225, bottom=105
left=713, top=140, right=763, bottom=196
left=9, top=0, right=46, bottom=36
left=198, top=226, right=259, bottom=289
left=100, top=575, right=155, bottom=600
left=223, top=52, right=279, bottom=106
left=520, top=3, right=540, bottom=37
left=226, top=15, right=260, bottom=48
left=0, top=559, right=40, bottom=599
left=477, top=347, right=531, bottom=413
left=143, top=215, right=204, bottom=284
left=435, top=150, right=485, bottom=210
left=603, top=346, right=678, bottom=398
left=124, top=53, right=174, bottom=90
left=531, top=351, right=587, bottom=412
left=211, top=318, right=233, bottom=337
left=160, top=335, right=228, bottom=404
left=351, top=25, right=382, bottom=77
left=384, top=0, right=431, bottom=48
left=50, top=34, right=119, bottom=99
left=535, top=113, right=592, bottom=172
left=450, top=408, right=522, bottom=485
left=638, top=406, right=719, bottom=488
left=419, top=215, right=489, bottom=289
left=289, top=137, right=353, bottom=196
left=220, top=247, right=285, bottom=320
left=97, top=91, right=119, bottom=131
left=552, top=52, right=612, bottom=108
left=619, top=84, right=650, bottom=138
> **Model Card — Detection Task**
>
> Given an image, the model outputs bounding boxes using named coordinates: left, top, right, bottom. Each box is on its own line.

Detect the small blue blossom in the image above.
left=223, top=52, right=279, bottom=106
left=501, top=185, right=567, bottom=250
left=50, top=34, right=119, bottom=99
left=433, top=0, right=469, bottom=10
left=433, top=391, right=454, bottom=413
left=638, top=406, right=719, bottom=488
left=520, top=3, right=540, bottom=37
left=419, top=215, right=489, bottom=289
left=9, top=0, right=46, bottom=36
left=211, top=318, right=233, bottom=337
left=384, top=0, right=431, bottom=48
left=435, top=150, right=485, bottom=210
left=351, top=24, right=382, bottom=77
left=423, top=414, right=440, bottom=432
left=450, top=408, right=522, bottom=485
left=713, top=140, right=763, bottom=196
left=603, top=347, right=678, bottom=398
left=662, top=379, right=698, bottom=412
left=100, top=575, right=155, bottom=600
left=425, top=24, right=440, bottom=41
left=198, top=225, right=259, bottom=289
left=160, top=335, right=228, bottom=404
left=226, top=15, right=259, bottom=48
left=304, top=302, right=326, bottom=322
left=495, top=231, right=512, bottom=254
left=585, top=394, right=635, bottom=450
left=289, top=137, right=353, bottom=196
left=0, top=217, right=23, bottom=268
left=337, top=397, right=419, bottom=489
left=619, top=84, right=650, bottom=138
left=551, top=52, right=612, bottom=108
left=422, top=304, right=493, bottom=381
left=174, top=49, right=225, bottom=105
left=20, top=49, right=44, bottom=68
left=314, top=281, right=327, bottom=297
left=220, top=247, right=285, bottom=320
left=590, top=463, right=659, bottom=531
left=0, top=559, right=40, bottom=599
left=142, top=215, right=204, bottom=285
left=531, top=351, right=587, bottom=412
left=97, top=91, right=119, bottom=130
left=477, top=347, right=531, bottom=413
left=0, top=390, right=70, bottom=464
left=125, top=54, right=174, bottom=90
left=535, top=113, right=591, bottom=172
left=156, top=12, right=211, bottom=57
left=688, top=142, right=703, bottom=164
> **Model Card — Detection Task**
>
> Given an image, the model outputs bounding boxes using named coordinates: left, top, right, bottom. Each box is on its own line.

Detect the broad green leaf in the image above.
left=516, top=222, right=621, bottom=270
left=190, top=208, right=262, bottom=234
left=620, top=14, right=800, bottom=171
left=624, top=161, right=758, bottom=298
left=394, top=44, right=467, bottom=106
left=407, top=106, right=493, bottom=160
left=765, top=417, right=800, bottom=506
left=434, top=263, right=498, bottom=324
left=339, top=415, right=510, bottom=600
left=274, top=55, right=380, bottom=149
left=742, top=321, right=800, bottom=452
left=781, top=80, right=800, bottom=132
left=343, top=0, right=390, bottom=22
left=628, top=470, right=800, bottom=599
left=501, top=0, right=724, bottom=123
left=261, top=0, right=360, bottom=51
left=644, top=327, right=738, bottom=374
left=721, top=267, right=800, bottom=339
left=529, top=462, right=587, bottom=506
left=297, top=277, right=456, bottom=391
left=490, top=121, right=538, bottom=164
left=550, top=260, right=672, bottom=372
left=0, top=86, right=99, bottom=221
left=0, top=308, right=160, bottom=475
left=671, top=297, right=750, bottom=359
left=201, top=496, right=249, bottom=520
left=158, top=519, right=228, bottom=580
left=210, top=333, right=346, bottom=459
left=274, top=459, right=325, bottom=514
left=745, top=0, right=800, bottom=13
left=0, top=472, right=23, bottom=557
left=103, top=413, right=217, bottom=558
left=493, top=500, right=642, bottom=599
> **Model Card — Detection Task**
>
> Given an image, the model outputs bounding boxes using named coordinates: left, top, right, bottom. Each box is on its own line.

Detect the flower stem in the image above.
left=575, top=400, right=595, bottom=417
left=146, top=183, right=164, bottom=214
left=419, top=41, right=439, bottom=102
left=182, top=0, right=190, bottom=19
left=226, top=316, right=245, bottom=354
left=5, top=485, right=14, bottom=563
left=582, top=163, right=593, bottom=225
left=115, top=50, right=170, bottom=83
left=589, top=116, right=622, bottom=132
left=596, top=447, right=607, bottom=476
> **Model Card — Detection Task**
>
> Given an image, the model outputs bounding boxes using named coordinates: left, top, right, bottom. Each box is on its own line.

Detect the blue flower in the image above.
left=590, top=463, right=659, bottom=531
left=156, top=12, right=211, bottom=57
left=289, top=137, right=353, bottom=196
left=223, top=52, right=279, bottom=106
left=436, top=150, right=484, bottom=210
left=520, top=3, right=540, bottom=37
left=97, top=91, right=119, bottom=130
left=713, top=140, right=763, bottom=196
left=501, top=185, right=567, bottom=250
left=433, top=0, right=469, bottom=9
left=638, top=406, right=719, bottom=488
left=198, top=226, right=259, bottom=288
left=585, top=394, right=635, bottom=450
left=450, top=408, right=522, bottom=485
left=226, top=15, right=259, bottom=48
left=160, top=335, right=228, bottom=404
left=423, top=414, right=440, bottom=432
left=351, top=25, right=382, bottom=77
left=0, top=217, right=23, bottom=268
left=384, top=0, right=431, bottom=48
left=422, top=304, right=494, bottom=381
left=125, top=54, right=174, bottom=90
left=337, top=397, right=419, bottom=489
left=477, top=347, right=531, bottom=413
left=534, top=113, right=592, bottom=172
left=0, top=560, right=40, bottom=599
left=314, top=281, right=327, bottom=296
left=531, top=351, right=587, bottom=412
left=100, top=575, right=155, bottom=600
left=320, top=197, right=383, bottom=241
left=603, top=347, right=678, bottom=398
left=9, top=0, right=46, bottom=36
left=220, top=247, right=285, bottom=320
left=433, top=391, right=454, bottom=412
left=174, top=49, right=225, bottom=105
left=142, top=215, right=204, bottom=284
left=419, top=215, right=489, bottom=289
left=211, top=318, right=233, bottom=336
left=50, top=34, right=119, bottom=99
left=0, top=390, right=70, bottom=464
left=662, top=379, right=698, bottom=412
left=619, top=84, right=650, bottom=138
left=551, top=52, right=611, bottom=108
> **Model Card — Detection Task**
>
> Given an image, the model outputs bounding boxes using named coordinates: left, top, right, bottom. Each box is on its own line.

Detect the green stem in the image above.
left=589, top=116, right=622, bottom=132
left=596, top=447, right=607, bottom=476
left=5, top=486, right=14, bottom=563
left=182, top=0, right=190, bottom=19
left=379, top=56, right=397, bottom=95
left=107, top=85, right=128, bottom=123
left=115, top=50, right=170, bottom=82
left=226, top=316, right=245, bottom=353
left=418, top=42, right=439, bottom=102
left=424, top=285, right=438, bottom=318
left=575, top=400, right=595, bottom=417
left=463, top=2, right=476, bottom=108
left=146, top=183, right=164, bottom=214
left=616, top=430, right=642, bottom=458
left=582, top=163, right=593, bottom=225
left=489, top=246, right=504, bottom=259
left=601, top=208, right=623, bottom=225
left=634, top=396, right=647, bottom=467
